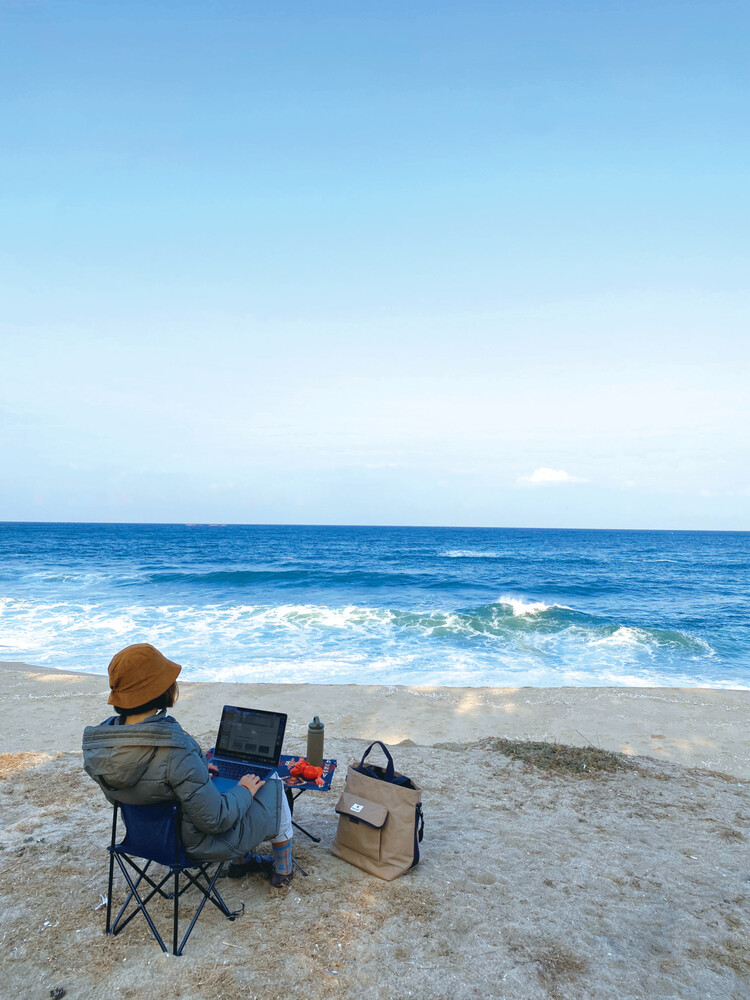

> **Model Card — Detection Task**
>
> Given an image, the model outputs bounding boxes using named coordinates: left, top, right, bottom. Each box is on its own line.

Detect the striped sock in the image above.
left=271, top=838, right=292, bottom=875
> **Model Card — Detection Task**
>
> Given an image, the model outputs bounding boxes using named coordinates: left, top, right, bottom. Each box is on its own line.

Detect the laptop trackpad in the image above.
left=211, top=775, right=238, bottom=793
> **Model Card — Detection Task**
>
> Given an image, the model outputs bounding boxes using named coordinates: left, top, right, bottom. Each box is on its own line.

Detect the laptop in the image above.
left=209, top=705, right=287, bottom=793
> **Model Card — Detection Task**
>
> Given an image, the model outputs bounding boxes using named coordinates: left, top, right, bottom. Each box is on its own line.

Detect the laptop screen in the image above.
left=214, top=705, right=287, bottom=767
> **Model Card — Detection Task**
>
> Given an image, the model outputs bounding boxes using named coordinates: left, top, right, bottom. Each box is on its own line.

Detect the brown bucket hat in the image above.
left=107, top=643, right=182, bottom=709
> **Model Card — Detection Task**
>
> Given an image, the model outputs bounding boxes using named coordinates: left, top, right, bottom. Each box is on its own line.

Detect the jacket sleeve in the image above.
left=165, top=745, right=254, bottom=834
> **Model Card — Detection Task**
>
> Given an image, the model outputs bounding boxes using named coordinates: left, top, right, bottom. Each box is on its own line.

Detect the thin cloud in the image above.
left=519, top=467, right=588, bottom=486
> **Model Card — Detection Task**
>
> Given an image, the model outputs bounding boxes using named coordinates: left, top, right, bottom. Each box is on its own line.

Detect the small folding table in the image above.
left=277, top=755, right=338, bottom=843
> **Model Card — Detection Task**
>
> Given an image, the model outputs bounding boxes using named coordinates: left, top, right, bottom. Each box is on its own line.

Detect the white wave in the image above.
left=589, top=626, right=645, bottom=649
left=558, top=665, right=749, bottom=690
left=26, top=570, right=115, bottom=584
left=588, top=626, right=714, bottom=656
left=187, top=653, right=374, bottom=686
left=496, top=595, right=556, bottom=617
left=442, top=549, right=502, bottom=558
left=0, top=594, right=741, bottom=691
left=234, top=603, right=397, bottom=633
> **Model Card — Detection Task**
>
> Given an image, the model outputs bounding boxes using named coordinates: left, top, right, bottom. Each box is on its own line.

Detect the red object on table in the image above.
left=278, top=754, right=336, bottom=791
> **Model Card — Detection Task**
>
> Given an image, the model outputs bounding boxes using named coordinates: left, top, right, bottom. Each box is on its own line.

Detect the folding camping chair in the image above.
left=106, top=801, right=241, bottom=955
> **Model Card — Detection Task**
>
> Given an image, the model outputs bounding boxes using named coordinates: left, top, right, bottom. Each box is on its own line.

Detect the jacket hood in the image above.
left=82, top=713, right=195, bottom=791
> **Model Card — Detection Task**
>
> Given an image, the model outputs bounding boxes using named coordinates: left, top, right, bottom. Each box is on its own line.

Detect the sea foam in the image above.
left=496, top=596, right=559, bottom=616
left=1, top=522, right=747, bottom=689
left=0, top=592, right=726, bottom=689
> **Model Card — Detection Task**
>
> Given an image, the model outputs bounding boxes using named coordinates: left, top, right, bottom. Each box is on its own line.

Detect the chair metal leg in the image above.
left=180, top=863, right=235, bottom=918
left=175, top=868, right=219, bottom=954
left=111, top=858, right=174, bottom=937
left=104, top=802, right=241, bottom=955
left=106, top=851, right=116, bottom=934
left=110, top=859, right=148, bottom=936
left=111, top=855, right=169, bottom=952
left=173, top=870, right=179, bottom=956
left=106, top=807, right=118, bottom=934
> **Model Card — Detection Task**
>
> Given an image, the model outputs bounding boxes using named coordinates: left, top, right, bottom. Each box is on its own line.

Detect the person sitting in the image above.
left=82, top=642, right=294, bottom=887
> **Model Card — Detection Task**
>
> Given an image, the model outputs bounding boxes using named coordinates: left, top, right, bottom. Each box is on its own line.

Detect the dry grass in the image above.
left=0, top=751, right=53, bottom=779
left=716, top=824, right=747, bottom=842
left=185, top=962, right=239, bottom=997
left=480, top=738, right=632, bottom=777
left=506, top=934, right=588, bottom=1000
left=690, top=938, right=750, bottom=978
left=686, top=766, right=739, bottom=784
left=536, top=945, right=589, bottom=998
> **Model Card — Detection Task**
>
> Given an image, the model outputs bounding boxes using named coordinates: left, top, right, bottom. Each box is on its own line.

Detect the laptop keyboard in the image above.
left=213, top=759, right=273, bottom=782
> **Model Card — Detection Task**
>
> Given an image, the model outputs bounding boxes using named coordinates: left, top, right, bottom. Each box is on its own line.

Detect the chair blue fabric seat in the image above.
left=106, top=801, right=241, bottom=955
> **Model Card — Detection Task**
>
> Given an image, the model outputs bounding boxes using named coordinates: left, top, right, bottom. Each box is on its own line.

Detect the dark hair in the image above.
left=113, top=681, right=179, bottom=718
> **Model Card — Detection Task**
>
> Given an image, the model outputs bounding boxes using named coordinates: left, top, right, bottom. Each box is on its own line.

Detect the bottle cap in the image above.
left=308, top=716, right=324, bottom=730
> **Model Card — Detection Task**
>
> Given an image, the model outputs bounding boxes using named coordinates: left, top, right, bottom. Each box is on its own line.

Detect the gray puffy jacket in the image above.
left=82, top=711, right=282, bottom=861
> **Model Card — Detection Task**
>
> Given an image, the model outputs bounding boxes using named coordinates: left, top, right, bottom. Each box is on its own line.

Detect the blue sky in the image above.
left=2, top=1, right=748, bottom=528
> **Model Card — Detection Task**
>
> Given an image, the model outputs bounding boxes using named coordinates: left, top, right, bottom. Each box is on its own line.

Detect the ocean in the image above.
left=0, top=522, right=747, bottom=689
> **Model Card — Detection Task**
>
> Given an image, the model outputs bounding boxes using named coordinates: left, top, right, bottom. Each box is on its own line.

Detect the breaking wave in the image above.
left=0, top=593, right=729, bottom=688
left=2, top=522, right=747, bottom=689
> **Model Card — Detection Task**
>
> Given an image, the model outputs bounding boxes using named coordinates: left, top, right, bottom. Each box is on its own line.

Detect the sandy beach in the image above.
left=1, top=660, right=748, bottom=999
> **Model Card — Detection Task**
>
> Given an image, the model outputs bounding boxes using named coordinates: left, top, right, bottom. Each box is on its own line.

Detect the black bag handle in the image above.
left=358, top=740, right=395, bottom=782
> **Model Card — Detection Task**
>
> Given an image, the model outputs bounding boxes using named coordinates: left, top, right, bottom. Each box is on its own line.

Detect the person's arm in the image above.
left=238, top=773, right=265, bottom=797
left=166, top=745, right=259, bottom=835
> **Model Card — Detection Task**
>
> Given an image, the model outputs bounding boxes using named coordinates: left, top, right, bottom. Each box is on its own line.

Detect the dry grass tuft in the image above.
left=535, top=944, right=588, bottom=997
left=695, top=938, right=750, bottom=978
left=506, top=935, right=588, bottom=999
left=716, top=824, right=747, bottom=842
left=481, top=738, right=631, bottom=777
left=0, top=751, right=53, bottom=779
left=686, top=766, right=741, bottom=784
left=186, top=961, right=239, bottom=996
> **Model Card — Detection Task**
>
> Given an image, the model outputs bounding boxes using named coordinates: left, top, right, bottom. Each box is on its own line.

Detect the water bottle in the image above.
left=307, top=715, right=324, bottom=767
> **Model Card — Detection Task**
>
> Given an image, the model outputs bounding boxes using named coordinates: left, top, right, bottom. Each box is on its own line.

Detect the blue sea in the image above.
left=0, top=523, right=748, bottom=689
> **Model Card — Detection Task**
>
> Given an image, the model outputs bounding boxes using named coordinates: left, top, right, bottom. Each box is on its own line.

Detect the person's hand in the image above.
left=208, top=763, right=218, bottom=775
left=238, top=773, right=265, bottom=797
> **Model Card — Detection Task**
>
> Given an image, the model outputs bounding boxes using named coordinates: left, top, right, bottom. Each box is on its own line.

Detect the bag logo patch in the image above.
left=349, top=803, right=364, bottom=813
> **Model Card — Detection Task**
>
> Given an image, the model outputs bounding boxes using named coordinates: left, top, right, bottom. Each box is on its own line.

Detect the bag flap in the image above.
left=335, top=792, right=388, bottom=829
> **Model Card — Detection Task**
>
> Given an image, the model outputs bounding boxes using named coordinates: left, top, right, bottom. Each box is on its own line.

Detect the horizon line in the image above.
left=0, top=520, right=747, bottom=534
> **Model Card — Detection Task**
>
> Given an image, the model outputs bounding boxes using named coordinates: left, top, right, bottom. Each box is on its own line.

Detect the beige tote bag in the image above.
left=331, top=741, right=423, bottom=881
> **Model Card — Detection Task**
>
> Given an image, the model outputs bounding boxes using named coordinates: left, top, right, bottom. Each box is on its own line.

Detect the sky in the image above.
left=1, top=0, right=748, bottom=529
